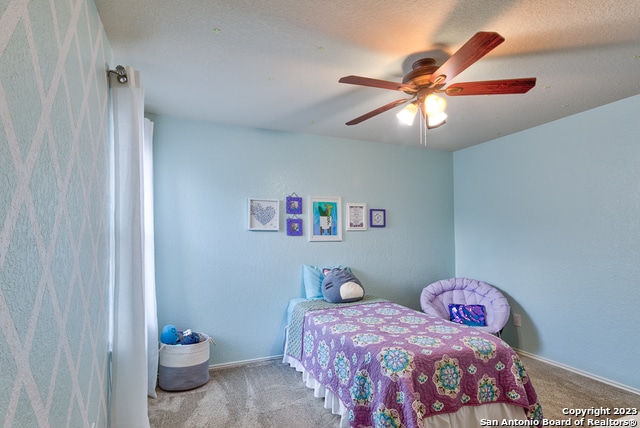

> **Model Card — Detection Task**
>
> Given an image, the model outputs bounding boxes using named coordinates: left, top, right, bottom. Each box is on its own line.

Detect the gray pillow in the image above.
left=321, top=268, right=364, bottom=303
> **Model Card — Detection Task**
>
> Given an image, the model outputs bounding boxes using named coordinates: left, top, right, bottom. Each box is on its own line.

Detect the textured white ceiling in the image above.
left=95, top=0, right=640, bottom=151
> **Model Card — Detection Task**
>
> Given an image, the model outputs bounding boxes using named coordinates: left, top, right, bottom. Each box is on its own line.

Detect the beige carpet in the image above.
left=148, top=354, right=639, bottom=427
left=515, top=354, right=639, bottom=422
left=149, top=358, right=341, bottom=427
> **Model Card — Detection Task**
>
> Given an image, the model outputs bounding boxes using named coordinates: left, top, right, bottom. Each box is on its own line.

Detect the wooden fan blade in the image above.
left=339, top=75, right=417, bottom=93
left=444, top=78, right=536, bottom=96
left=345, top=98, right=411, bottom=125
left=429, top=32, right=505, bottom=86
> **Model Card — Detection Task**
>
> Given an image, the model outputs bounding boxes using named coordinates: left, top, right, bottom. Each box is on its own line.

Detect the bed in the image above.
left=283, top=295, right=543, bottom=428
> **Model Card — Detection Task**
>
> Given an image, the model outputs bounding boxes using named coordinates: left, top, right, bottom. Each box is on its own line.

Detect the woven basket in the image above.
left=158, top=333, right=215, bottom=391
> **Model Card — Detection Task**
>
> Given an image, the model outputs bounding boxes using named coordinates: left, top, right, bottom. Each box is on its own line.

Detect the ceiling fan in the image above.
left=339, top=32, right=536, bottom=129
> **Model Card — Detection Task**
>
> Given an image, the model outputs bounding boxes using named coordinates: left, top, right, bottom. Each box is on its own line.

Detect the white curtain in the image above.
left=109, top=66, right=158, bottom=428
left=143, top=118, right=159, bottom=399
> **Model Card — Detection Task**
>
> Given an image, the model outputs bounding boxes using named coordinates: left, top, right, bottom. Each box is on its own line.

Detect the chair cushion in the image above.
left=420, top=277, right=510, bottom=334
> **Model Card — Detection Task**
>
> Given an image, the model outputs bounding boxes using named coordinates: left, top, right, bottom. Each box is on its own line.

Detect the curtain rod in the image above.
left=108, top=65, right=128, bottom=84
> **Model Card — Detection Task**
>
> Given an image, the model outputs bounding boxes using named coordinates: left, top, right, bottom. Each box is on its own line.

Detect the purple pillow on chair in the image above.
left=448, top=304, right=486, bottom=326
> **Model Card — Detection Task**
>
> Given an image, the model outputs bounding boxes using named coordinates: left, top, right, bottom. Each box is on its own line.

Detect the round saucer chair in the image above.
left=420, top=277, right=510, bottom=336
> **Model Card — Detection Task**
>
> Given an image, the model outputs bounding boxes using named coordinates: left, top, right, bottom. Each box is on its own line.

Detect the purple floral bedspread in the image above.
left=287, top=300, right=542, bottom=428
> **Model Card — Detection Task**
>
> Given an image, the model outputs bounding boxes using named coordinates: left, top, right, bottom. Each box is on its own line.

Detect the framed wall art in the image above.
left=369, top=208, right=386, bottom=228
left=308, top=196, right=342, bottom=241
left=286, top=194, right=303, bottom=215
left=248, top=198, right=279, bottom=231
left=286, top=217, right=303, bottom=236
left=346, top=203, right=367, bottom=231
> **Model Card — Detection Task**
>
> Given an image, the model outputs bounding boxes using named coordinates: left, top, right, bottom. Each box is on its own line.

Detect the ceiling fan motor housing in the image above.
left=402, top=58, right=443, bottom=93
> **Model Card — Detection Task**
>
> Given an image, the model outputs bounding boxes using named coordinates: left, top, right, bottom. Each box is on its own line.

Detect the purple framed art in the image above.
left=286, top=195, right=303, bottom=215
left=287, top=218, right=303, bottom=236
left=369, top=208, right=386, bottom=228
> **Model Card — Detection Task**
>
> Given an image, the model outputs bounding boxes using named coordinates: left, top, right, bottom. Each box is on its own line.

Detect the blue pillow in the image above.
left=448, top=304, right=486, bottom=326
left=302, top=264, right=351, bottom=300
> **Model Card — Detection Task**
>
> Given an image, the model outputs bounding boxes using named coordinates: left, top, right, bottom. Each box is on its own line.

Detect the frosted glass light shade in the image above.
left=427, top=111, right=447, bottom=129
left=396, top=103, right=418, bottom=125
left=424, top=94, right=446, bottom=115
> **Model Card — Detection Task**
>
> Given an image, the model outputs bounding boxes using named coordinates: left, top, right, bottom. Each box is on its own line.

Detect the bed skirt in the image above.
left=283, top=338, right=529, bottom=428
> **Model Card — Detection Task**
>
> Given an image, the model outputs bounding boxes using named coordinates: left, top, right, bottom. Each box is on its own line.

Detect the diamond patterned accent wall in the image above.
left=1, top=0, right=111, bottom=426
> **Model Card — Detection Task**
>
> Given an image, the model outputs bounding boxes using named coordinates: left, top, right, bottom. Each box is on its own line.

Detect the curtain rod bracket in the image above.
left=108, top=65, right=128, bottom=84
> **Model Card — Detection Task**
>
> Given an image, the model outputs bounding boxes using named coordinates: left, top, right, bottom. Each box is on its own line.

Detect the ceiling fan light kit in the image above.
left=339, top=31, right=536, bottom=136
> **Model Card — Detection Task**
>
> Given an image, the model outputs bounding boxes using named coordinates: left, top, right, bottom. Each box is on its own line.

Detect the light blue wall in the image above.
left=151, top=115, right=455, bottom=364
left=1, top=0, right=111, bottom=426
left=453, top=95, right=640, bottom=390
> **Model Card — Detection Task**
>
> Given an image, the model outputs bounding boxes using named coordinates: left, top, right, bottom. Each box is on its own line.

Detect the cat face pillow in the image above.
left=321, top=268, right=365, bottom=303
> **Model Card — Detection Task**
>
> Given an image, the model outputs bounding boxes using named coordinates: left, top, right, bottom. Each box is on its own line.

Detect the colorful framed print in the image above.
left=308, top=196, right=342, bottom=241
left=369, top=208, right=386, bottom=228
left=286, top=195, right=303, bottom=214
left=286, top=217, right=303, bottom=236
left=346, top=203, right=367, bottom=231
left=248, top=198, right=279, bottom=231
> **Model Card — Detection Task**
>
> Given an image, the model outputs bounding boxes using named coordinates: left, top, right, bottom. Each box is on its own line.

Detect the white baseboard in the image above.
left=209, top=354, right=283, bottom=371
left=516, top=349, right=640, bottom=396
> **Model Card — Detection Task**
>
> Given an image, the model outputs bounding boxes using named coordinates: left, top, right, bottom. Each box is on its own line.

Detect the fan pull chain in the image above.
left=420, top=113, right=426, bottom=146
